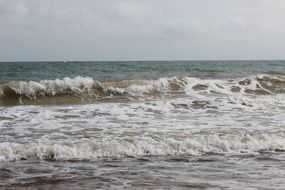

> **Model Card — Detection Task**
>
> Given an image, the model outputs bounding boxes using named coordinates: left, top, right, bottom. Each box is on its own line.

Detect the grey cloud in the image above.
left=0, top=1, right=28, bottom=16
left=0, top=0, right=285, bottom=61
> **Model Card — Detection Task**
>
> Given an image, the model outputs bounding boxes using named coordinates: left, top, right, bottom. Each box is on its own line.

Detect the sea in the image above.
left=0, top=60, right=285, bottom=190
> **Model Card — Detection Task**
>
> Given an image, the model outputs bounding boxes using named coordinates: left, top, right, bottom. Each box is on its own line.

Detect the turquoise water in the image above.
left=0, top=60, right=284, bottom=82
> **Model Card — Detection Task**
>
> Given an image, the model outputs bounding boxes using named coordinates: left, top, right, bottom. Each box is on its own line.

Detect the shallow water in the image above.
left=0, top=61, right=285, bottom=189
left=2, top=153, right=285, bottom=190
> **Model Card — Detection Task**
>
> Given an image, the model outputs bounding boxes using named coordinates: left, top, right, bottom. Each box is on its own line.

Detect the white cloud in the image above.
left=0, top=0, right=285, bottom=60
left=160, top=18, right=206, bottom=39
left=115, top=1, right=152, bottom=18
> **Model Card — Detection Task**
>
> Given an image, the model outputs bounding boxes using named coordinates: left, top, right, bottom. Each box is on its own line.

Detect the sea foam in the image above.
left=1, top=132, right=285, bottom=162
left=0, top=74, right=284, bottom=105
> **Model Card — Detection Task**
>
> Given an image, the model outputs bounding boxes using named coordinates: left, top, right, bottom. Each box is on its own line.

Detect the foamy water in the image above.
left=0, top=61, right=285, bottom=189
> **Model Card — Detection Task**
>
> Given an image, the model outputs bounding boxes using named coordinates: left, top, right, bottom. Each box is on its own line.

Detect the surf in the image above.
left=0, top=74, right=284, bottom=106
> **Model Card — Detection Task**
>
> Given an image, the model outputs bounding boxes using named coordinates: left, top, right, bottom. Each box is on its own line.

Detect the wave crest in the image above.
left=0, top=74, right=284, bottom=105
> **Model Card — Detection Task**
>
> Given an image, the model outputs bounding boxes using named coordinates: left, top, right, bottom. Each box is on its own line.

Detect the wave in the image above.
left=1, top=132, right=285, bottom=162
left=0, top=74, right=284, bottom=105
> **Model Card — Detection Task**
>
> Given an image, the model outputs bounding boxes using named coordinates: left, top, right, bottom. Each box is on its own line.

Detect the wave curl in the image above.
left=0, top=74, right=284, bottom=105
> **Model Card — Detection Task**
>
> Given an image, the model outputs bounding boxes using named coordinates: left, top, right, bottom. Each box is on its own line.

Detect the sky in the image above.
left=0, top=0, right=285, bottom=61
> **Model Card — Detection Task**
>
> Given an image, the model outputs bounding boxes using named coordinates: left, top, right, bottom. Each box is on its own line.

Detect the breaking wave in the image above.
left=1, top=132, right=285, bottom=162
left=0, top=74, right=284, bottom=105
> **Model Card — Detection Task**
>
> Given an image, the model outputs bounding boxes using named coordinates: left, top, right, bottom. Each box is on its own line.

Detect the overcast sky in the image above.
left=0, top=0, right=285, bottom=61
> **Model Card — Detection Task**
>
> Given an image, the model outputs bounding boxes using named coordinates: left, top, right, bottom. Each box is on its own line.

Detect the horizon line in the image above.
left=0, top=59, right=284, bottom=63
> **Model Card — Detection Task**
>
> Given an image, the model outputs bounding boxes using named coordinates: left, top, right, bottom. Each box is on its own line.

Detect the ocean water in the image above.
left=0, top=60, right=285, bottom=189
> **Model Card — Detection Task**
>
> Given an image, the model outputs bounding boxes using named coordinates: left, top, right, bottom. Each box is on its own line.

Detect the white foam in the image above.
left=1, top=132, right=285, bottom=161
left=5, top=77, right=94, bottom=97
left=0, top=75, right=284, bottom=101
left=0, top=75, right=284, bottom=162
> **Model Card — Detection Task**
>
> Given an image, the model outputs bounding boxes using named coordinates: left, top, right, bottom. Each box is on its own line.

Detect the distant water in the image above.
left=1, top=60, right=284, bottom=82
left=0, top=61, right=285, bottom=189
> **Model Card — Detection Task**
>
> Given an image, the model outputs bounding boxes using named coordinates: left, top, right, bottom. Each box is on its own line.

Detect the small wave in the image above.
left=1, top=132, right=285, bottom=162
left=0, top=74, right=284, bottom=105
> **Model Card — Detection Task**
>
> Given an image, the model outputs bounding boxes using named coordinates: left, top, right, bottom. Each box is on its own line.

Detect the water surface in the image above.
left=0, top=60, right=285, bottom=189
